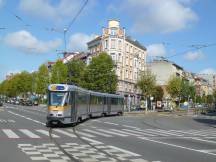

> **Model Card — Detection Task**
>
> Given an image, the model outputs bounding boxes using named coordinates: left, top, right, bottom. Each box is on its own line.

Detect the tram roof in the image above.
left=48, top=84, right=123, bottom=98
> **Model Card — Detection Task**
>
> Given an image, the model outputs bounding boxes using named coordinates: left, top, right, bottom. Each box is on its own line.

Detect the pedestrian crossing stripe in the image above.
left=18, top=142, right=160, bottom=162
left=0, top=119, right=15, bottom=123
left=1, top=128, right=216, bottom=139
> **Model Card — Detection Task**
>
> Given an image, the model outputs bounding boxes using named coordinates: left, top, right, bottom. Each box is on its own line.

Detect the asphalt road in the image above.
left=0, top=104, right=216, bottom=162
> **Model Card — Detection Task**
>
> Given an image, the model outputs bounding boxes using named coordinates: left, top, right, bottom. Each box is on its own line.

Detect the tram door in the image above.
left=107, top=97, right=111, bottom=115
left=70, top=91, right=77, bottom=123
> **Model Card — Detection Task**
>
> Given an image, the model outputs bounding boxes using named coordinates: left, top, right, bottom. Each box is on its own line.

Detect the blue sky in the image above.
left=0, top=0, right=216, bottom=81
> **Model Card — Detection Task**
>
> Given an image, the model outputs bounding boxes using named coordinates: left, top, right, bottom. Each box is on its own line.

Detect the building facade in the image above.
left=87, top=20, right=147, bottom=106
left=150, top=59, right=186, bottom=86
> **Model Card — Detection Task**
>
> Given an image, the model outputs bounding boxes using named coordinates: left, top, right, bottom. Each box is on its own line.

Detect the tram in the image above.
left=46, top=84, right=124, bottom=126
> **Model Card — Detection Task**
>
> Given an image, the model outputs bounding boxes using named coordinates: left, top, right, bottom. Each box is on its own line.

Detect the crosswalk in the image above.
left=1, top=128, right=216, bottom=139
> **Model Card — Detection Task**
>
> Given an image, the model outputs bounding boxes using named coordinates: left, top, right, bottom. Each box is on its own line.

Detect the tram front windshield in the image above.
left=49, top=92, right=68, bottom=106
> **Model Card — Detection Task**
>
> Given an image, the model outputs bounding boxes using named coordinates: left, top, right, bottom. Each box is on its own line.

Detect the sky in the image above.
left=0, top=0, right=216, bottom=82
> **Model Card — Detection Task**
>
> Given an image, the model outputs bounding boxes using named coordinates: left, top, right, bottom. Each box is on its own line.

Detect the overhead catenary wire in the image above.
left=166, top=43, right=216, bottom=59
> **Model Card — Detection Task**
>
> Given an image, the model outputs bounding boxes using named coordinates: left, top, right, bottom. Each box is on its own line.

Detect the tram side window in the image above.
left=69, top=92, right=74, bottom=105
left=119, top=98, right=124, bottom=105
left=111, top=98, right=118, bottom=105
left=98, top=96, right=104, bottom=105
left=90, top=95, right=104, bottom=105
left=77, top=91, right=88, bottom=105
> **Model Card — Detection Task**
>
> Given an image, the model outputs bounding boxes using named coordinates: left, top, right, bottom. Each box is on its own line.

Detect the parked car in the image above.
left=26, top=99, right=33, bottom=106
left=0, top=100, right=3, bottom=106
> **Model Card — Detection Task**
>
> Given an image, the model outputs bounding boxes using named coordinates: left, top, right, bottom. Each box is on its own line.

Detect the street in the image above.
left=0, top=104, right=215, bottom=162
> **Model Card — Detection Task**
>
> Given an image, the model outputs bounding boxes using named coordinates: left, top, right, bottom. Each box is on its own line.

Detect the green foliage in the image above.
left=36, top=64, right=49, bottom=95
left=166, top=76, right=182, bottom=99
left=0, top=71, right=33, bottom=97
left=213, top=90, right=216, bottom=101
left=153, top=86, right=164, bottom=101
left=206, top=95, right=214, bottom=104
left=51, top=60, right=68, bottom=84
left=180, top=81, right=196, bottom=101
left=196, top=95, right=202, bottom=103
left=67, top=60, right=86, bottom=86
left=136, top=71, right=156, bottom=98
left=83, top=52, right=117, bottom=93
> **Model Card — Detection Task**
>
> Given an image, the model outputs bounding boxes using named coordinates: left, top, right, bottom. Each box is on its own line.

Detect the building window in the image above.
left=111, top=39, right=116, bottom=49
left=105, top=40, right=108, bottom=49
left=126, top=44, right=129, bottom=52
left=126, top=70, right=128, bottom=78
left=111, top=53, right=116, bottom=61
left=118, top=53, right=121, bottom=62
left=118, top=40, right=122, bottom=50
left=134, top=58, right=137, bottom=67
left=110, top=28, right=117, bottom=35
left=126, top=56, right=129, bottom=65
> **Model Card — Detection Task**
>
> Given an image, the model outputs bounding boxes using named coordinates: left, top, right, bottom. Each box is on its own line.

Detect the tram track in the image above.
left=49, top=123, right=122, bottom=162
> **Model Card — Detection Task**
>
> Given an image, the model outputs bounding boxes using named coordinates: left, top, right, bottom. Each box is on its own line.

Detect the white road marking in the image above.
left=122, top=125, right=139, bottom=129
left=81, top=137, right=104, bottom=145
left=98, top=129, right=128, bottom=137
left=122, top=129, right=156, bottom=136
left=191, top=137, right=216, bottom=144
left=198, top=149, right=216, bottom=153
left=139, top=137, right=216, bottom=156
left=103, top=122, right=119, bottom=126
left=182, top=130, right=212, bottom=136
left=8, top=111, right=45, bottom=125
left=147, top=129, right=183, bottom=136
left=2, top=129, right=19, bottom=138
left=74, top=130, right=96, bottom=138
left=7, top=119, right=15, bottom=123
left=133, top=129, right=166, bottom=136
left=36, top=130, right=59, bottom=138
left=108, top=145, right=141, bottom=157
left=53, top=129, right=76, bottom=138
left=82, top=129, right=113, bottom=137
left=19, top=129, right=40, bottom=138
left=110, top=129, right=141, bottom=137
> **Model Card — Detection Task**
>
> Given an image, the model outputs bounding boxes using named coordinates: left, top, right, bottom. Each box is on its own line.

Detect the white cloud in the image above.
left=68, top=33, right=95, bottom=52
left=147, top=44, right=166, bottom=57
left=184, top=51, right=204, bottom=61
left=199, top=68, right=216, bottom=74
left=120, top=0, right=198, bottom=33
left=4, top=30, right=62, bottom=54
left=19, top=0, right=94, bottom=21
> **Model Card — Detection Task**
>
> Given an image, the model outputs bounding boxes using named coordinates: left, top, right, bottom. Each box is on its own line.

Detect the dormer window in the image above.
left=110, top=28, right=117, bottom=36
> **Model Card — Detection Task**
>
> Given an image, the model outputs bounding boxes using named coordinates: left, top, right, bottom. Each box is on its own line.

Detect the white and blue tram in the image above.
left=46, top=84, right=124, bottom=126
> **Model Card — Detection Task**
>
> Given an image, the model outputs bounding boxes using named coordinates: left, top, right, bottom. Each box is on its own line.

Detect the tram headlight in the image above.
left=49, top=111, right=63, bottom=117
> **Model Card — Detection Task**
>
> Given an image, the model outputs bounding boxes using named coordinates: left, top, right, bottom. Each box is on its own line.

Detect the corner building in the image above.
left=87, top=20, right=147, bottom=108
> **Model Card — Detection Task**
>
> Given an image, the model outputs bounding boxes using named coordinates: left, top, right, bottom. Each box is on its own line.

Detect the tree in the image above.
left=213, top=90, right=216, bottom=102
left=180, top=81, right=196, bottom=102
left=196, top=95, right=202, bottom=103
left=167, top=76, right=182, bottom=100
left=153, top=86, right=164, bottom=101
left=67, top=60, right=86, bottom=86
left=36, top=64, right=49, bottom=95
left=136, top=71, right=156, bottom=110
left=83, top=52, right=117, bottom=93
left=136, top=71, right=156, bottom=98
left=206, top=95, right=214, bottom=105
left=51, top=60, right=68, bottom=84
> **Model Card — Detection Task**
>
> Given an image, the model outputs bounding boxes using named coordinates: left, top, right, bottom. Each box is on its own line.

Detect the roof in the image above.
left=48, top=84, right=123, bottom=98
left=152, top=59, right=183, bottom=70
left=87, top=36, right=102, bottom=45
left=126, top=36, right=147, bottom=51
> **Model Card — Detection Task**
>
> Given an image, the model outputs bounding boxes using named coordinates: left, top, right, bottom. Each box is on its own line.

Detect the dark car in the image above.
left=0, top=100, right=3, bottom=106
left=26, top=100, right=33, bottom=106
